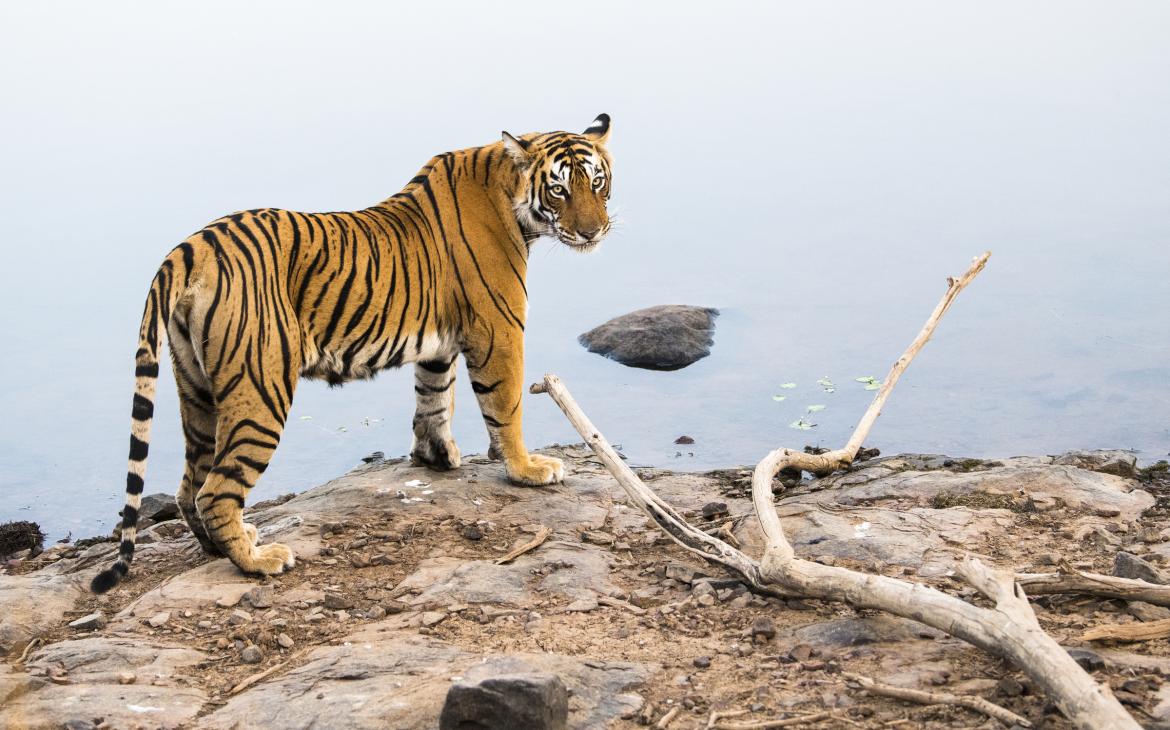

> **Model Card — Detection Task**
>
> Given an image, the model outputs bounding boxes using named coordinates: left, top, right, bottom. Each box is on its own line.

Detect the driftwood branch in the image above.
left=1017, top=569, right=1170, bottom=606
left=1081, top=617, right=1170, bottom=643
left=533, top=252, right=1140, bottom=729
left=842, top=672, right=1031, bottom=727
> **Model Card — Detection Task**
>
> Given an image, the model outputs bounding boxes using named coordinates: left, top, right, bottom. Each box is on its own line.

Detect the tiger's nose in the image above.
left=578, top=226, right=602, bottom=240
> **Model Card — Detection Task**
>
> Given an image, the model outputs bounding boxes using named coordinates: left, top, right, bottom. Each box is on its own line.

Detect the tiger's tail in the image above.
left=91, top=247, right=188, bottom=593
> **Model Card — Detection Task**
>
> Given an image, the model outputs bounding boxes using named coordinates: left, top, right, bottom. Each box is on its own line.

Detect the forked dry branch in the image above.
left=531, top=252, right=1141, bottom=729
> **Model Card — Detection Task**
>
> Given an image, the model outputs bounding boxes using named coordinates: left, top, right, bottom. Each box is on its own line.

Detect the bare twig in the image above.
left=494, top=525, right=551, bottom=565
left=707, top=709, right=749, bottom=728
left=713, top=709, right=839, bottom=728
left=229, top=650, right=306, bottom=695
left=1081, top=617, right=1170, bottom=643
left=842, top=671, right=1032, bottom=727
left=598, top=595, right=647, bottom=615
left=655, top=705, right=682, bottom=728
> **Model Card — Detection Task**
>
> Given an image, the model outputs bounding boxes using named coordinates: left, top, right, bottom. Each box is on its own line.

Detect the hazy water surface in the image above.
left=1, top=2, right=1167, bottom=541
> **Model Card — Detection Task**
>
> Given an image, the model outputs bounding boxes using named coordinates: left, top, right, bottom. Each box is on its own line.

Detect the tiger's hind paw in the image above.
left=246, top=542, right=296, bottom=575
left=506, top=453, right=565, bottom=486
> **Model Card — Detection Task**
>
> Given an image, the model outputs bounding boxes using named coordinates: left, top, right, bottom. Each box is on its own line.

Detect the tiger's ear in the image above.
left=583, top=113, right=611, bottom=146
left=501, top=131, right=532, bottom=166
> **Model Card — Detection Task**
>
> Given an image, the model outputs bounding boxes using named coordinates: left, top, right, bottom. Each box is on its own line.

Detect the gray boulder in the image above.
left=578, top=305, right=718, bottom=370
left=440, top=674, right=568, bottom=730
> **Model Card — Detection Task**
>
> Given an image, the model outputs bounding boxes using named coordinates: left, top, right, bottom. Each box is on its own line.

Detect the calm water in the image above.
left=1, top=2, right=1167, bottom=541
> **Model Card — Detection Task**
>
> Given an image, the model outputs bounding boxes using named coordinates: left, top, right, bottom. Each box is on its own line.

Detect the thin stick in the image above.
left=708, top=709, right=749, bottom=729
left=656, top=706, right=682, bottom=728
left=842, top=672, right=1032, bottom=727
left=495, top=525, right=552, bottom=565
left=598, top=595, right=647, bottom=615
left=714, top=709, right=838, bottom=729
left=229, top=650, right=306, bottom=695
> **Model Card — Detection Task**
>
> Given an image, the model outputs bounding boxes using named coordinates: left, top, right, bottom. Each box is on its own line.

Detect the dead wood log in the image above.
left=1081, top=617, right=1170, bottom=643
left=1017, top=569, right=1170, bottom=606
left=532, top=252, right=1139, bottom=729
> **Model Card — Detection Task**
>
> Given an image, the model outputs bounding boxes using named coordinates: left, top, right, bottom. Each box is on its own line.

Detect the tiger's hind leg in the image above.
left=169, top=319, right=222, bottom=555
left=194, top=340, right=299, bottom=576
left=175, top=393, right=221, bottom=555
left=409, top=356, right=462, bottom=470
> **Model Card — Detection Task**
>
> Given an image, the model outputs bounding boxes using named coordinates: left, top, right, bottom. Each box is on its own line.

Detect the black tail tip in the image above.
left=90, top=566, right=123, bottom=594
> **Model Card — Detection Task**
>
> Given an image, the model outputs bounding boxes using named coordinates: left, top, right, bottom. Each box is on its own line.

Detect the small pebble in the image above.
left=460, top=524, right=483, bottom=541
left=277, top=633, right=295, bottom=649
left=240, top=645, right=264, bottom=664
left=693, top=656, right=711, bottom=669
left=147, top=611, right=170, bottom=628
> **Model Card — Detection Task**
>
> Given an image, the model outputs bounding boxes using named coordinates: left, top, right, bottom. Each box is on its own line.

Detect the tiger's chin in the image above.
left=557, top=236, right=604, bottom=253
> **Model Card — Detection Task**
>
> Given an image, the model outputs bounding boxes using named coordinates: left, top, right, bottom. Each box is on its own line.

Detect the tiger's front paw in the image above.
left=506, top=453, right=565, bottom=486
left=410, top=434, right=462, bottom=471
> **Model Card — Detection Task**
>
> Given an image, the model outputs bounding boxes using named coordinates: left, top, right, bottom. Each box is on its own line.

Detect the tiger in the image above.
left=91, top=114, right=613, bottom=593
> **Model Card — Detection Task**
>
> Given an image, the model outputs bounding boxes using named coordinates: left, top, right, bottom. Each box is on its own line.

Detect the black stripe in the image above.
left=129, top=435, right=149, bottom=461
left=131, top=394, right=154, bottom=421
left=127, top=472, right=145, bottom=495
left=135, top=363, right=160, bottom=378
left=237, top=455, right=270, bottom=474
left=482, top=414, right=505, bottom=428
left=210, top=492, right=246, bottom=508
left=415, top=377, right=455, bottom=395
left=419, top=358, right=454, bottom=374
left=471, top=380, right=501, bottom=394
left=121, top=505, right=139, bottom=526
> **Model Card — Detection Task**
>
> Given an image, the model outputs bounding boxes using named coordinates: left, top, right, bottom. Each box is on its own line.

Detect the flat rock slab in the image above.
left=0, top=682, right=207, bottom=730
left=0, top=573, right=85, bottom=654
left=198, top=633, right=651, bottom=730
left=578, top=304, right=719, bottom=370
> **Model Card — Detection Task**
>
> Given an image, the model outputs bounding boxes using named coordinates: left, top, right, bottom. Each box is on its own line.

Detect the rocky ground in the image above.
left=2, top=446, right=1169, bottom=729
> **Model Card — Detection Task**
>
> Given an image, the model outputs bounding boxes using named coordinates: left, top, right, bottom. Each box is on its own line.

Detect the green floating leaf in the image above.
left=789, top=418, right=816, bottom=430
left=771, top=395, right=787, bottom=402
left=806, top=404, right=826, bottom=413
left=780, top=382, right=797, bottom=389
left=855, top=376, right=878, bottom=384
left=337, top=425, right=348, bottom=432
left=865, top=382, right=881, bottom=390
left=817, top=377, right=834, bottom=387
left=299, top=416, right=313, bottom=421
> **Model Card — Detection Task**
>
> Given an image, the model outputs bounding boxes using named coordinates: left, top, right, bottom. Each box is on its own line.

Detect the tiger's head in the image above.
left=503, top=114, right=613, bottom=252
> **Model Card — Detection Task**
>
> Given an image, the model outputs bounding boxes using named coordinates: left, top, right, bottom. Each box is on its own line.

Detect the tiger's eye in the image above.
left=550, top=185, right=566, bottom=197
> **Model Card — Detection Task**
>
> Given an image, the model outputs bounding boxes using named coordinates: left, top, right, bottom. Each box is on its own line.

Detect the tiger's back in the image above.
left=92, top=115, right=613, bottom=593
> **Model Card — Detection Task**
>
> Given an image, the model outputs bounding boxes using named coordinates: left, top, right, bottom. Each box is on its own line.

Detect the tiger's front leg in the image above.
left=465, top=333, right=563, bottom=486
left=410, top=356, right=461, bottom=470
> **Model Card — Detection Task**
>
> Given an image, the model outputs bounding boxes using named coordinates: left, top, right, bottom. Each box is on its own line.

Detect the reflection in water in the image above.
left=0, top=2, right=1167, bottom=540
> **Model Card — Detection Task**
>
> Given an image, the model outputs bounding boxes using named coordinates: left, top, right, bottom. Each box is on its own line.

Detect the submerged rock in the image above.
left=578, top=305, right=718, bottom=370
